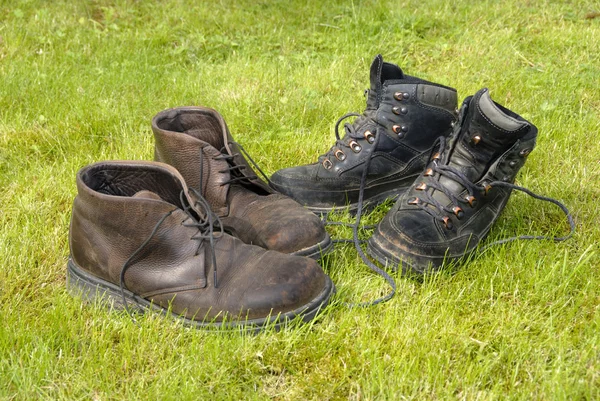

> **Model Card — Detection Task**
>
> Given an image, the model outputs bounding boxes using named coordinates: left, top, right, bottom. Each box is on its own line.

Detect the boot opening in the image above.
left=156, top=108, right=225, bottom=149
left=80, top=163, right=185, bottom=208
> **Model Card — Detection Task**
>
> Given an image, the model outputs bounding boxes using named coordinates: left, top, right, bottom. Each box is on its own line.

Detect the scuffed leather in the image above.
left=270, top=55, right=458, bottom=209
left=152, top=107, right=328, bottom=254
left=368, top=89, right=538, bottom=272
left=69, top=161, right=329, bottom=321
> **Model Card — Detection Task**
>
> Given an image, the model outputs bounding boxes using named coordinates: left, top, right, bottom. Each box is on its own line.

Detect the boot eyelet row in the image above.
left=335, top=149, right=346, bottom=161
left=349, top=140, right=362, bottom=153
left=322, top=159, right=333, bottom=169
left=364, top=130, right=375, bottom=144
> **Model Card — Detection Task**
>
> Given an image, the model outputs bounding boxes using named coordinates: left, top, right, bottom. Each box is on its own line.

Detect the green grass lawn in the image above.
left=1, top=0, right=599, bottom=399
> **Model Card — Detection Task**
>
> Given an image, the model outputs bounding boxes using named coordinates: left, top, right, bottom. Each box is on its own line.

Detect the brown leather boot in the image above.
left=152, top=106, right=333, bottom=259
left=67, top=161, right=334, bottom=330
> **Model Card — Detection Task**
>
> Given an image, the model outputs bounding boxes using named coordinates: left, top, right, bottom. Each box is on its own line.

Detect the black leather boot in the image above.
left=270, top=54, right=458, bottom=213
left=368, top=88, right=543, bottom=272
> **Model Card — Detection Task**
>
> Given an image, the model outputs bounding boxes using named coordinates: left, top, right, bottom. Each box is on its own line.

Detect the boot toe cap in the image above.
left=256, top=198, right=328, bottom=254
left=270, top=165, right=319, bottom=200
left=241, top=252, right=331, bottom=316
left=369, top=208, right=477, bottom=272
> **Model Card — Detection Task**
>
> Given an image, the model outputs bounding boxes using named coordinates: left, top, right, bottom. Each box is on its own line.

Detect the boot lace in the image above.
left=118, top=189, right=224, bottom=322
left=412, top=135, right=575, bottom=247
left=198, top=141, right=273, bottom=188
left=321, top=121, right=398, bottom=308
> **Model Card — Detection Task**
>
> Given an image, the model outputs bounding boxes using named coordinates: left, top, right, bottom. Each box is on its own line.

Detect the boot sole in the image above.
left=66, top=258, right=335, bottom=332
left=291, top=232, right=334, bottom=259
left=367, top=236, right=475, bottom=275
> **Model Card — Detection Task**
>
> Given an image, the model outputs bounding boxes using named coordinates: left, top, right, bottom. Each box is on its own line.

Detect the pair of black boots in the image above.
left=270, top=55, right=570, bottom=274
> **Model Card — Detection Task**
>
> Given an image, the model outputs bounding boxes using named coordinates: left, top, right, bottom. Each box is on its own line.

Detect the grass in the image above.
left=1, top=0, right=599, bottom=399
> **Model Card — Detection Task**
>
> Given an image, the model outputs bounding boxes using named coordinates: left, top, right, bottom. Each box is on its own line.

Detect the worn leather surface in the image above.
left=368, top=89, right=538, bottom=272
left=69, top=161, right=329, bottom=321
left=152, top=107, right=328, bottom=254
left=270, top=54, right=458, bottom=208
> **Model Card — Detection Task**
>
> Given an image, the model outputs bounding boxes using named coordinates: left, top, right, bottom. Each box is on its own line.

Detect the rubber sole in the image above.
left=66, top=258, right=335, bottom=332
left=290, top=232, right=334, bottom=259
left=367, top=236, right=476, bottom=275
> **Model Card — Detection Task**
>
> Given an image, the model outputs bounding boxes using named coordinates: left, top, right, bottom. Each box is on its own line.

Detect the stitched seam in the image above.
left=413, top=84, right=456, bottom=120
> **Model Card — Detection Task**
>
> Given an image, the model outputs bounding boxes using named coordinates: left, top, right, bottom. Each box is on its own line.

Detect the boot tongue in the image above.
left=132, top=190, right=164, bottom=201
left=432, top=88, right=530, bottom=205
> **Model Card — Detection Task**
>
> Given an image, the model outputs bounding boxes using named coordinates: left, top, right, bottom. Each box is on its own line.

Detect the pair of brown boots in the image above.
left=68, top=107, right=334, bottom=330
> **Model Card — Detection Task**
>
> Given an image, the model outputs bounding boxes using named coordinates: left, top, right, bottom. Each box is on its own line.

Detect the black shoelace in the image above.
left=415, top=135, right=575, bottom=249
left=322, top=108, right=575, bottom=307
left=118, top=189, right=223, bottom=322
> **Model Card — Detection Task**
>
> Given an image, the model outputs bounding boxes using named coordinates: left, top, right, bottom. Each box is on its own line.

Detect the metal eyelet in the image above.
left=322, top=159, right=333, bottom=169
left=394, top=106, right=408, bottom=115
left=349, top=140, right=362, bottom=153
left=432, top=152, right=441, bottom=161
left=393, top=92, right=410, bottom=101
left=408, top=197, right=420, bottom=205
left=483, top=183, right=492, bottom=195
left=471, top=135, right=481, bottom=145
left=452, top=206, right=464, bottom=219
left=364, top=130, right=375, bottom=144
left=415, top=182, right=426, bottom=191
left=334, top=149, right=346, bottom=161
left=465, top=195, right=477, bottom=207
left=424, top=168, right=434, bottom=177
left=519, top=148, right=531, bottom=157
left=393, top=125, right=408, bottom=137
left=442, top=216, right=453, bottom=230
left=509, top=160, right=517, bottom=167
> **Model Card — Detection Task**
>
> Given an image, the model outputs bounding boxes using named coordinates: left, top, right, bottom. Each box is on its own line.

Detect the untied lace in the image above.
left=118, top=189, right=224, bottom=322
left=417, top=136, right=575, bottom=250
left=321, top=111, right=398, bottom=307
